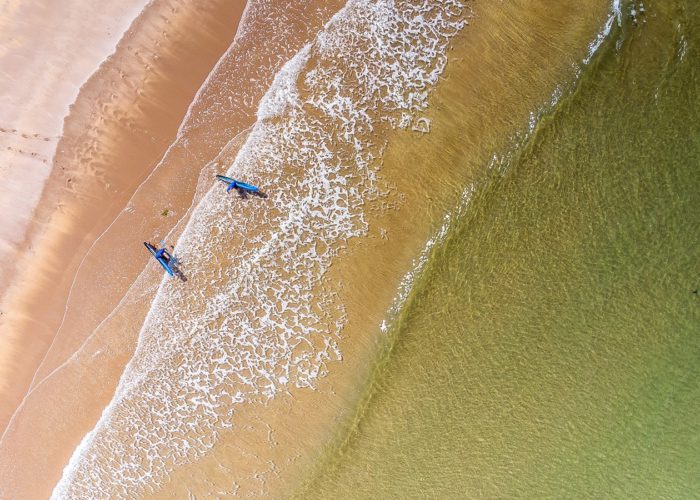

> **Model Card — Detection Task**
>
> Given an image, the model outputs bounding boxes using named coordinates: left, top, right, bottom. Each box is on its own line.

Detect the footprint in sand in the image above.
left=2, top=145, right=50, bottom=162
left=0, top=125, right=56, bottom=142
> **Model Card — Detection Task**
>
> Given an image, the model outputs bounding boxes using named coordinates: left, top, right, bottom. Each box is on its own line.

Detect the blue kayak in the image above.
left=144, top=242, right=174, bottom=277
left=216, top=174, right=259, bottom=193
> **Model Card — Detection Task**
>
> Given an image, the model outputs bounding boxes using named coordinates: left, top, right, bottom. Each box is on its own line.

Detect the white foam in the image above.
left=52, top=1, right=467, bottom=497
left=380, top=182, right=475, bottom=339
left=256, top=44, right=312, bottom=121
left=584, top=0, right=622, bottom=65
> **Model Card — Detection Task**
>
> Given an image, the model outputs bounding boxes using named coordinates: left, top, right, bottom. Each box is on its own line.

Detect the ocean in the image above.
left=12, top=0, right=693, bottom=496
left=296, top=0, right=700, bottom=497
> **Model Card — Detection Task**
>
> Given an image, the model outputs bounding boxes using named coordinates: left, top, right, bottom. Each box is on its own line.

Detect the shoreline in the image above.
left=18, top=0, right=248, bottom=393
left=61, top=1, right=612, bottom=497
left=0, top=0, right=247, bottom=495
left=0, top=1, right=350, bottom=497
left=0, top=0, right=614, bottom=497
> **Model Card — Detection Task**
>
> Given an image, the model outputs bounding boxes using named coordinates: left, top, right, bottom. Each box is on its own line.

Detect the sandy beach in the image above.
left=0, top=0, right=150, bottom=284
left=0, top=0, right=151, bottom=424
left=0, top=0, right=618, bottom=497
left=0, top=0, right=247, bottom=494
left=1, top=0, right=350, bottom=497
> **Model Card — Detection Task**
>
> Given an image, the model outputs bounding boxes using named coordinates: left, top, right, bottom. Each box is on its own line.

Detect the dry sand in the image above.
left=0, top=0, right=150, bottom=283
left=0, top=0, right=151, bottom=420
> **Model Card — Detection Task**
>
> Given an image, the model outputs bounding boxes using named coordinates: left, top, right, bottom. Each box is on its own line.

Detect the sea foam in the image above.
left=52, top=0, right=466, bottom=497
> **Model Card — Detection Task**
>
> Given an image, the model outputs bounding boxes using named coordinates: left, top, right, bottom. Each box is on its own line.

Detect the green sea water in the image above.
left=298, top=1, right=699, bottom=498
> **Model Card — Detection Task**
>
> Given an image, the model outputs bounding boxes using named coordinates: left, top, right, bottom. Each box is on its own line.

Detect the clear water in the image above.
left=298, top=1, right=700, bottom=497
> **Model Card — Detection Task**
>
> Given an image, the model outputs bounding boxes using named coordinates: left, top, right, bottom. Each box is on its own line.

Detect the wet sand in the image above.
left=0, top=0, right=611, bottom=497
left=0, top=0, right=246, bottom=495
left=0, top=1, right=349, bottom=497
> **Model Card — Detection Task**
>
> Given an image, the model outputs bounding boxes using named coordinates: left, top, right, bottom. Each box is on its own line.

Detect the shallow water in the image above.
left=298, top=0, right=700, bottom=497
left=50, top=0, right=618, bottom=496
left=51, top=1, right=470, bottom=496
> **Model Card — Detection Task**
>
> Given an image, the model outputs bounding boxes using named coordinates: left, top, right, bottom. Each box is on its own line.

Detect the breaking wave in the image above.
left=52, top=0, right=467, bottom=497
